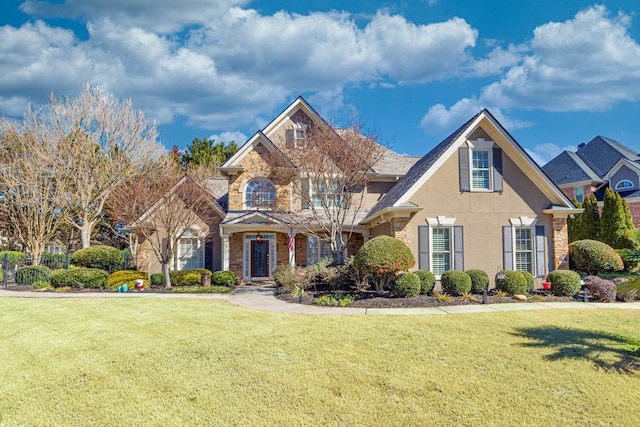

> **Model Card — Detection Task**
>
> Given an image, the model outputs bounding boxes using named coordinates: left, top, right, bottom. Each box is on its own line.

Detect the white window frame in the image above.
left=467, top=138, right=494, bottom=192
left=615, top=179, right=634, bottom=190
left=426, top=216, right=456, bottom=279
left=306, top=236, right=334, bottom=265
left=574, top=186, right=584, bottom=203
left=244, top=178, right=276, bottom=210
left=292, top=122, right=307, bottom=148
left=509, top=217, right=536, bottom=275
left=175, top=228, right=205, bottom=271
left=311, top=178, right=342, bottom=208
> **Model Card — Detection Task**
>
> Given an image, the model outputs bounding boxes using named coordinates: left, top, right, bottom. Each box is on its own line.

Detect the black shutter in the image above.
left=459, top=147, right=470, bottom=192
left=453, top=226, right=464, bottom=271
left=493, top=147, right=503, bottom=193
left=301, top=178, right=310, bottom=209
left=502, top=226, right=513, bottom=270
left=285, top=129, right=294, bottom=148
left=535, top=225, right=546, bottom=278
left=418, top=225, right=430, bottom=271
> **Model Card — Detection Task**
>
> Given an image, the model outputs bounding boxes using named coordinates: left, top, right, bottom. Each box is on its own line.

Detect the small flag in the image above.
left=288, top=230, right=295, bottom=252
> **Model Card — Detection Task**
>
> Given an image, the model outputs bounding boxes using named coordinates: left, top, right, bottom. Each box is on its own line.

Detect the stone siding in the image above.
left=552, top=217, right=569, bottom=270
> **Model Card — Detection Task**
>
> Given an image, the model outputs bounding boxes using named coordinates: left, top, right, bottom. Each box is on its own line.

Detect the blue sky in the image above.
left=1, top=0, right=640, bottom=165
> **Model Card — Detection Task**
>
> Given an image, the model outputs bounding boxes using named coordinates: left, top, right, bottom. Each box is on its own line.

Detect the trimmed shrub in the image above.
left=71, top=245, right=125, bottom=272
left=569, top=240, right=623, bottom=275
left=521, top=271, right=535, bottom=293
left=582, top=275, right=616, bottom=302
left=547, top=270, right=581, bottom=296
left=50, top=268, right=109, bottom=288
left=353, top=236, right=415, bottom=291
left=104, top=270, right=149, bottom=290
left=33, top=280, right=50, bottom=289
left=168, top=268, right=213, bottom=287
left=616, top=249, right=640, bottom=272
left=150, top=273, right=164, bottom=286
left=415, top=270, right=436, bottom=295
left=391, top=272, right=421, bottom=298
left=465, top=269, right=489, bottom=293
left=211, top=270, right=237, bottom=287
left=15, top=265, right=52, bottom=285
left=0, top=251, right=26, bottom=266
left=495, top=270, right=528, bottom=295
left=440, top=270, right=472, bottom=296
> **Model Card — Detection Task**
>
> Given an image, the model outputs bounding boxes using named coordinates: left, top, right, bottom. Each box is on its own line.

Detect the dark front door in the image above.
left=251, top=240, right=269, bottom=277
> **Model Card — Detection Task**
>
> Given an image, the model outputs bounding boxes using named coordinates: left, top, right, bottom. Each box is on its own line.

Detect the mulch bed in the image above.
left=276, top=289, right=575, bottom=308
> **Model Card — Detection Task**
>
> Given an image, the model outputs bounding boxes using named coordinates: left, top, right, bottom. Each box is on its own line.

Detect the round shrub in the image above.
left=150, top=273, right=164, bottom=286
left=50, top=268, right=109, bottom=288
left=71, top=245, right=124, bottom=272
left=391, top=272, right=421, bottom=297
left=465, top=269, right=489, bottom=293
left=104, top=270, right=149, bottom=290
left=569, top=240, right=623, bottom=275
left=521, top=271, right=535, bottom=293
left=582, top=275, right=617, bottom=302
left=212, top=270, right=237, bottom=287
left=33, top=280, right=50, bottom=289
left=169, top=269, right=213, bottom=287
left=415, top=270, right=435, bottom=295
left=548, top=270, right=581, bottom=296
left=353, top=236, right=415, bottom=291
left=495, top=270, right=528, bottom=295
left=440, top=270, right=472, bottom=296
left=15, top=265, right=51, bottom=285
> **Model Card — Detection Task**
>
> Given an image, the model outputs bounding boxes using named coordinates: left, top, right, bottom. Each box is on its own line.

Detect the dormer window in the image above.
left=615, top=179, right=634, bottom=190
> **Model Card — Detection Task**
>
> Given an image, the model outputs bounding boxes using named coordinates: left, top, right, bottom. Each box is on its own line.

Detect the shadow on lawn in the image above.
left=513, top=326, right=640, bottom=374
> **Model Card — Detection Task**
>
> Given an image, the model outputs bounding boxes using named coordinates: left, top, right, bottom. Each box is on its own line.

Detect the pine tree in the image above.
left=568, top=198, right=583, bottom=243
left=600, top=188, right=635, bottom=248
left=581, top=194, right=600, bottom=241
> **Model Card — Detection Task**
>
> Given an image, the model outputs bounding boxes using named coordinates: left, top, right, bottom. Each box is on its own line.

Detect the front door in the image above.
left=251, top=240, right=269, bottom=277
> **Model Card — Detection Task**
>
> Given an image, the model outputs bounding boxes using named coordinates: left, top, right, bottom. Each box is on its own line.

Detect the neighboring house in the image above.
left=543, top=136, right=640, bottom=225
left=136, top=97, right=579, bottom=285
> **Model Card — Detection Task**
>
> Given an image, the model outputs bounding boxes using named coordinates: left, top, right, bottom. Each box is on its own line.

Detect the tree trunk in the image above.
left=162, top=261, right=171, bottom=289
left=80, top=223, right=92, bottom=249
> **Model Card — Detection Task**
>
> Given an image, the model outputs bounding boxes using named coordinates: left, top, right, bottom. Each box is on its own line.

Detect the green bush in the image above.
left=521, top=271, right=535, bottom=293
left=211, top=270, right=237, bottom=287
left=0, top=251, right=25, bottom=267
left=548, top=270, right=581, bottom=296
left=32, top=280, right=50, bottom=289
left=15, top=265, right=52, bottom=285
left=71, top=245, right=124, bottom=272
left=465, top=269, right=489, bottom=293
left=104, top=270, right=149, bottom=290
left=440, top=270, right=472, bottom=296
left=41, top=253, right=67, bottom=269
left=150, top=273, right=164, bottom=286
left=170, top=286, right=232, bottom=294
left=168, top=269, right=213, bottom=286
left=50, top=268, right=109, bottom=288
left=314, top=293, right=359, bottom=306
left=353, top=236, right=415, bottom=292
left=616, top=249, right=640, bottom=272
left=274, top=264, right=301, bottom=291
left=495, top=270, right=528, bottom=295
left=569, top=240, right=623, bottom=275
left=391, top=272, right=421, bottom=298
left=415, top=270, right=436, bottom=295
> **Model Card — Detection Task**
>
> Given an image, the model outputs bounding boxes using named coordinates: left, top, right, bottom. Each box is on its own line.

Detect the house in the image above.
left=542, top=136, right=640, bottom=225
left=135, top=97, right=579, bottom=285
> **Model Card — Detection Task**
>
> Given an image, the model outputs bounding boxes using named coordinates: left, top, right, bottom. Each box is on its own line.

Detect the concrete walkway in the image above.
left=2, top=285, right=640, bottom=315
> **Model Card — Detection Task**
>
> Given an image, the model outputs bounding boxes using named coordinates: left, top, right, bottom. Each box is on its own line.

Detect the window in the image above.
left=176, top=230, right=203, bottom=270
left=311, top=179, right=341, bottom=208
left=574, top=186, right=584, bottom=203
left=514, top=227, right=533, bottom=273
left=306, top=236, right=334, bottom=265
left=245, top=178, right=276, bottom=209
left=615, top=180, right=634, bottom=190
left=431, top=227, right=451, bottom=276
left=471, top=150, right=490, bottom=190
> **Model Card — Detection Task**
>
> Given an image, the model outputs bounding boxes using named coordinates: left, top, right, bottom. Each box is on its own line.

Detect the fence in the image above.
left=2, top=253, right=133, bottom=287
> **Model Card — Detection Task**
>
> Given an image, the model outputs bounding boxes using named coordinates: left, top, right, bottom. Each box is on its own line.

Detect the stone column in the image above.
left=393, top=218, right=410, bottom=243
left=552, top=217, right=569, bottom=270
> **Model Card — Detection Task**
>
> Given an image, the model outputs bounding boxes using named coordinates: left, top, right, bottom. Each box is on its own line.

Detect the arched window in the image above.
left=245, top=178, right=276, bottom=208
left=615, top=179, right=634, bottom=190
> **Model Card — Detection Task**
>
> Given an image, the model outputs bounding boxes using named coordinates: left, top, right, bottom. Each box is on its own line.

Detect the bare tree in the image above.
left=0, top=123, right=66, bottom=265
left=29, top=85, right=163, bottom=248
left=271, top=121, right=386, bottom=264
left=107, top=159, right=221, bottom=288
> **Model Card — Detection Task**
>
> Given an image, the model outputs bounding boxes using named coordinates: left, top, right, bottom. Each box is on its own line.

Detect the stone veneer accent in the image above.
left=392, top=218, right=410, bottom=243
left=552, top=217, right=569, bottom=270
left=228, top=233, right=244, bottom=278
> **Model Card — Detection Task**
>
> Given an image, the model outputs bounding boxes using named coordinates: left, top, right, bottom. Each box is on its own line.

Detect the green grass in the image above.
left=0, top=299, right=638, bottom=426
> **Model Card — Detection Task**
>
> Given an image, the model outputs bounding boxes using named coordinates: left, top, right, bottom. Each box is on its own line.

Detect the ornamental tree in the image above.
left=353, top=235, right=415, bottom=292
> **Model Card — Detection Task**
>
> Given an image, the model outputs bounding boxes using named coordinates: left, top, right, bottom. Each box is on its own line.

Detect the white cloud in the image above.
left=527, top=143, right=577, bottom=166
left=208, top=131, right=248, bottom=144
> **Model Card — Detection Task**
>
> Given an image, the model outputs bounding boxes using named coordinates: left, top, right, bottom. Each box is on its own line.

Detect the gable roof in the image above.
left=365, top=109, right=575, bottom=221
left=575, top=136, right=640, bottom=178
left=219, top=130, right=295, bottom=171
left=542, top=150, right=601, bottom=186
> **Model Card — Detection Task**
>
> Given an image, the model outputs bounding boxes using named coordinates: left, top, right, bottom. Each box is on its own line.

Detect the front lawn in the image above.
left=0, top=299, right=638, bottom=425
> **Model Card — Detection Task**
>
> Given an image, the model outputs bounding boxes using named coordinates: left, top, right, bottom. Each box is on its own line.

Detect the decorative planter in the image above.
left=542, top=281, right=551, bottom=290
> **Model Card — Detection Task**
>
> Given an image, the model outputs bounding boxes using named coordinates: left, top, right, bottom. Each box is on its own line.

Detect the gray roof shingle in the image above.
left=542, top=151, right=601, bottom=185
left=575, top=136, right=640, bottom=178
